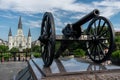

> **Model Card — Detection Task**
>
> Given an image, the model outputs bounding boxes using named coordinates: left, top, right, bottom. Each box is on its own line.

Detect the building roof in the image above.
left=18, top=16, right=22, bottom=29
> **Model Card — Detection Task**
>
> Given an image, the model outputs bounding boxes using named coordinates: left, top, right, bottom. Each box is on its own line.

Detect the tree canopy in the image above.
left=0, top=45, right=9, bottom=52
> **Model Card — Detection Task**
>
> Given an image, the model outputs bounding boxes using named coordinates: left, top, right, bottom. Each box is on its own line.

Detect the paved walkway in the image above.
left=0, top=61, right=27, bottom=80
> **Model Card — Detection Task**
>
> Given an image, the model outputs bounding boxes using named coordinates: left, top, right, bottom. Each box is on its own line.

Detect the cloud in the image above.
left=93, top=0, right=120, bottom=7
left=70, top=13, right=85, bottom=20
left=0, top=13, right=17, bottom=19
left=0, top=0, right=92, bottom=13
left=93, top=0, right=120, bottom=18
left=25, top=14, right=40, bottom=19
left=1, top=0, right=120, bottom=19
left=1, top=0, right=119, bottom=23
left=24, top=20, right=41, bottom=28
left=0, top=0, right=120, bottom=33
left=113, top=24, right=120, bottom=31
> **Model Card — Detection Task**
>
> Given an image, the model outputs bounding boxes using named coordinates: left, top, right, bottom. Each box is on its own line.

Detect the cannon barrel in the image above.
left=57, top=9, right=100, bottom=58
left=72, top=9, right=100, bottom=27
left=62, top=9, right=100, bottom=38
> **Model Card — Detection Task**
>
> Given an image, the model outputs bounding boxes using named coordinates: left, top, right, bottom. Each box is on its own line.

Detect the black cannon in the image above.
left=39, top=9, right=115, bottom=67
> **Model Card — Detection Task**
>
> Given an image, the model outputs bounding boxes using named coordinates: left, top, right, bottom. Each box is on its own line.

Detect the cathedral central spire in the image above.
left=18, top=16, right=22, bottom=29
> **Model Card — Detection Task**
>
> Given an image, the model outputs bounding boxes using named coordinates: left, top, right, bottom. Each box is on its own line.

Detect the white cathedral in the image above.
left=8, top=16, right=32, bottom=51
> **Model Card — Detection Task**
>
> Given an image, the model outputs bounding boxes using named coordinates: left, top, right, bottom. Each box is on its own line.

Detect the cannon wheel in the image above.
left=40, top=12, right=55, bottom=67
left=86, top=16, right=115, bottom=63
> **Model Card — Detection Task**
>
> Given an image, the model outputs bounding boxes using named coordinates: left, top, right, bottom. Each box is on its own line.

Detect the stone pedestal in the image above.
left=27, top=58, right=120, bottom=80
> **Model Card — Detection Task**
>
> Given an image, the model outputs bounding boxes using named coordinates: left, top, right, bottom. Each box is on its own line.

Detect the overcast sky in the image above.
left=0, top=0, right=120, bottom=41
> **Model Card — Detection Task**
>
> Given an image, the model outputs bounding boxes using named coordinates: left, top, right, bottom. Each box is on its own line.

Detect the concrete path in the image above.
left=0, top=61, right=27, bottom=80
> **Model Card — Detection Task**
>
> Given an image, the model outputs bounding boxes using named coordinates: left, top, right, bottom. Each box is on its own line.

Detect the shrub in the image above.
left=10, top=47, right=19, bottom=52
left=33, top=53, right=41, bottom=58
left=32, top=45, right=40, bottom=52
left=111, top=50, right=120, bottom=59
left=4, top=53, right=9, bottom=61
left=74, top=49, right=85, bottom=57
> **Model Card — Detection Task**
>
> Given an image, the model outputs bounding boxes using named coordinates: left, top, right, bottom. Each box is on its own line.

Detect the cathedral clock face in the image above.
left=20, top=30, right=22, bottom=34
left=19, top=30, right=22, bottom=35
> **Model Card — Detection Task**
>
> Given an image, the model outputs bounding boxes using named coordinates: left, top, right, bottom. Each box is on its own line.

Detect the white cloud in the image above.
left=0, top=13, right=17, bottom=19
left=113, top=24, right=120, bottom=31
left=0, top=0, right=120, bottom=32
left=70, top=13, right=85, bottom=20
left=0, top=0, right=120, bottom=19
left=54, top=17, right=64, bottom=27
left=24, top=20, right=41, bottom=28
left=0, top=0, right=115, bottom=23
left=93, top=0, right=120, bottom=18
left=0, top=0, right=92, bottom=14
left=93, top=0, right=120, bottom=8
left=25, top=14, right=40, bottom=19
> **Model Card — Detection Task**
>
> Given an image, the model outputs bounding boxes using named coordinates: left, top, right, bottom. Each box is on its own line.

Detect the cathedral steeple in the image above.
left=28, top=28, right=31, bottom=37
left=8, top=28, right=12, bottom=36
left=18, top=16, right=22, bottom=29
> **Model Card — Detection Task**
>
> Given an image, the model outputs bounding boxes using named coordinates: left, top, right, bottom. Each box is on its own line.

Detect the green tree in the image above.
left=74, top=49, right=86, bottom=57
left=115, top=35, right=120, bottom=50
left=9, top=47, right=19, bottom=61
left=111, top=50, right=120, bottom=59
left=0, top=45, right=9, bottom=61
left=55, top=41, right=61, bottom=51
left=9, top=47, right=19, bottom=52
left=23, top=48, right=31, bottom=52
left=33, top=53, right=41, bottom=58
left=68, top=42, right=86, bottom=52
left=32, top=45, right=40, bottom=52
left=0, top=45, right=9, bottom=52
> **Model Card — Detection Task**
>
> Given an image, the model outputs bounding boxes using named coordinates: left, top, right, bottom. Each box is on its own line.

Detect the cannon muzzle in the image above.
left=62, top=9, right=100, bottom=38
left=72, top=9, right=99, bottom=27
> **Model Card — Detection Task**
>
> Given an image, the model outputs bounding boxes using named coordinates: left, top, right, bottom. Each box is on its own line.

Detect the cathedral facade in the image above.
left=8, top=16, right=32, bottom=51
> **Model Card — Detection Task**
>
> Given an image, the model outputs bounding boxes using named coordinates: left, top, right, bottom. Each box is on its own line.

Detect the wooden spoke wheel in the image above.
left=40, top=12, right=55, bottom=67
left=86, top=16, right=115, bottom=63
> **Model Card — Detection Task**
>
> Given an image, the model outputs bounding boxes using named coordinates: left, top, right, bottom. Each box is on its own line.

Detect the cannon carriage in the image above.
left=39, top=9, right=115, bottom=67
